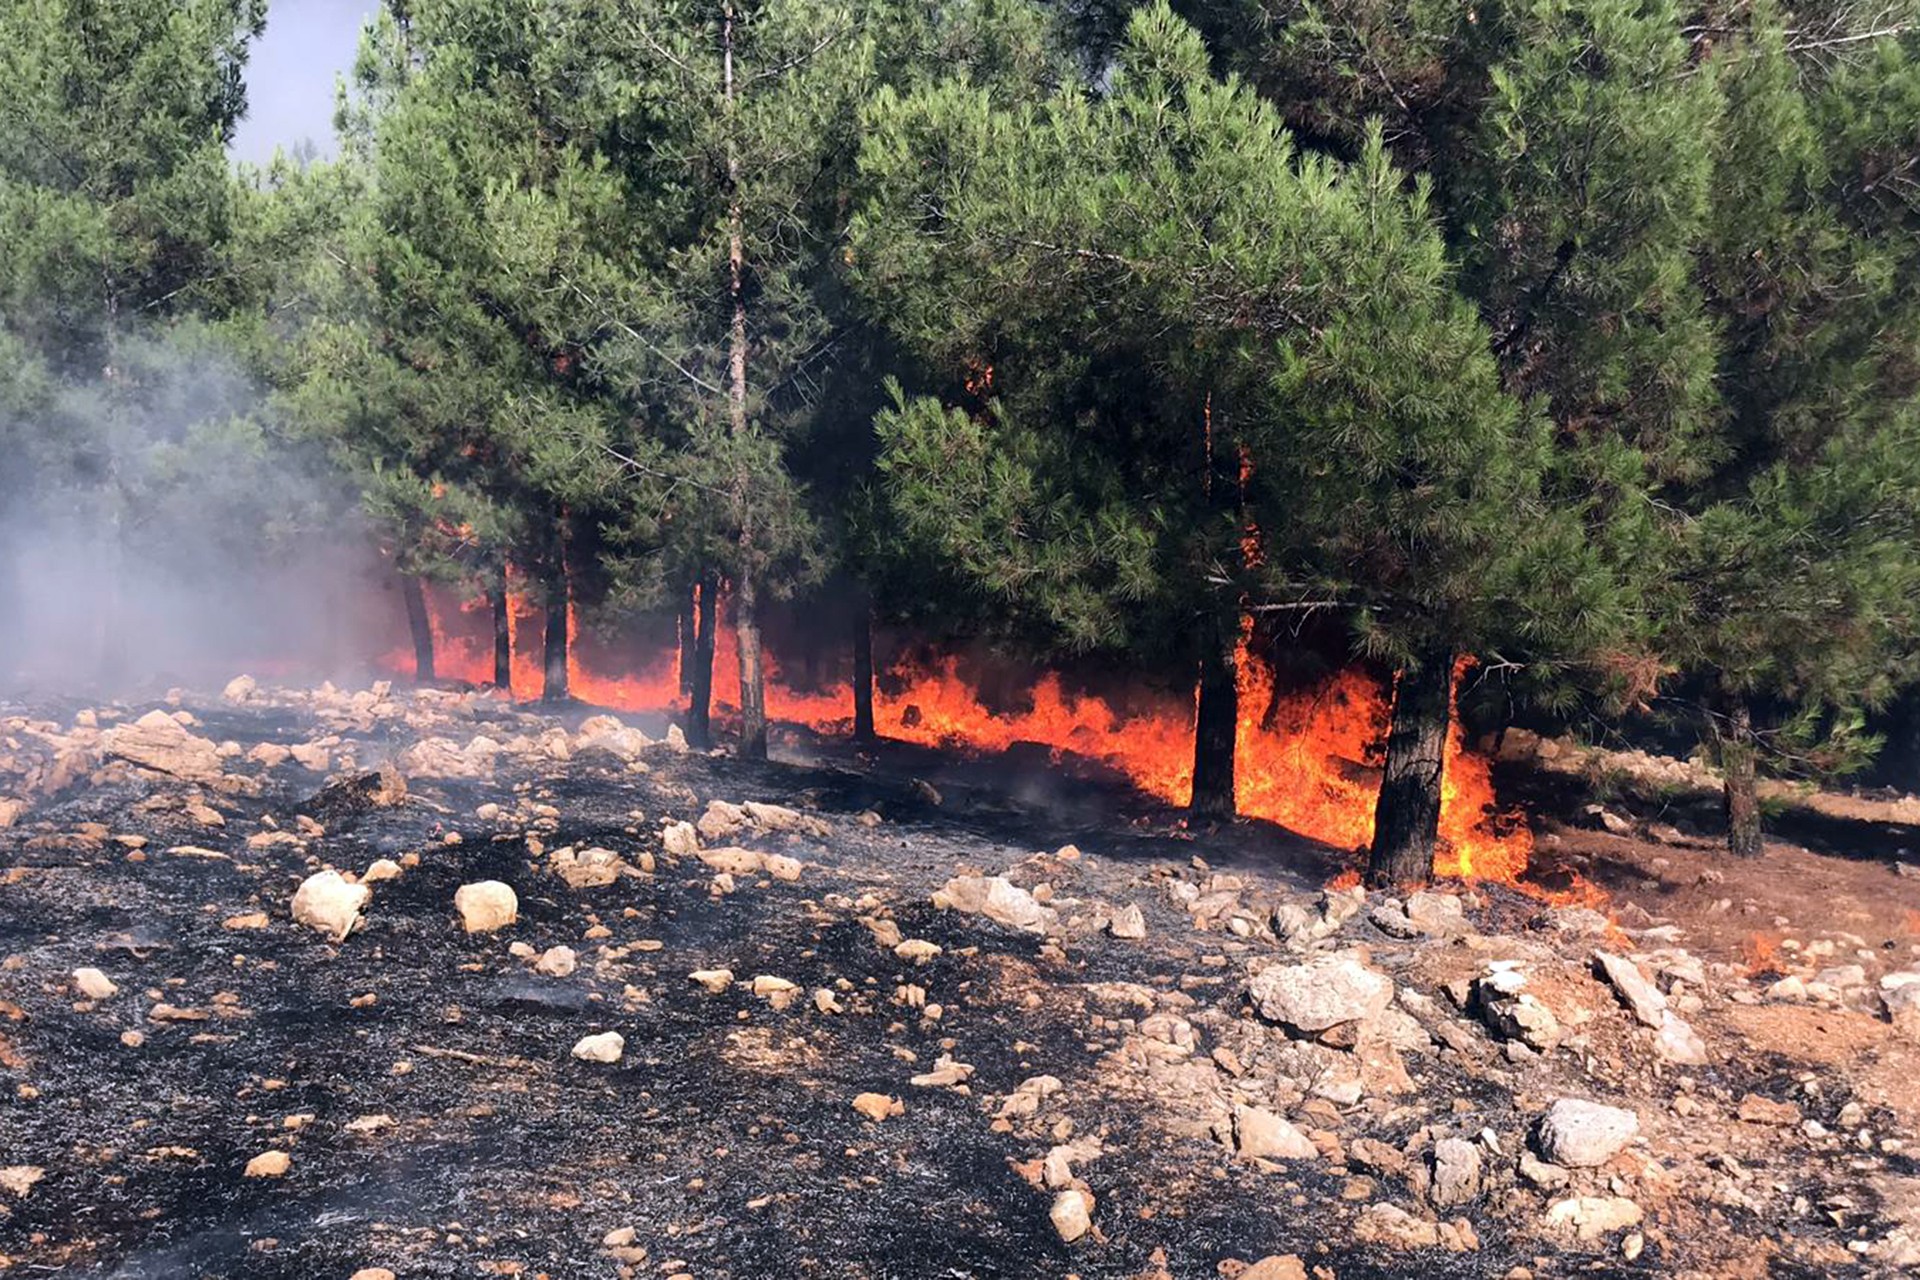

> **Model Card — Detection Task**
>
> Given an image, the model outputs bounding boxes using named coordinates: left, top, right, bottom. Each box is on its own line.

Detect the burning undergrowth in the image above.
left=1, top=683, right=1916, bottom=1278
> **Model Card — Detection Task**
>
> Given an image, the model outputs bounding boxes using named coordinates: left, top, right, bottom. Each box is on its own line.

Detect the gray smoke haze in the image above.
left=0, top=323, right=400, bottom=696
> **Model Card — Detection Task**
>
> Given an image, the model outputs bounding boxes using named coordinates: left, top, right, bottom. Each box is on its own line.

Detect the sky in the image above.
left=228, top=0, right=378, bottom=166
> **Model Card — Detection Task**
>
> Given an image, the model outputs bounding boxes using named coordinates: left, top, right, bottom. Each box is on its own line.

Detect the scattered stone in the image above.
left=699, top=846, right=766, bottom=876
left=1107, top=903, right=1147, bottom=939
left=361, top=858, right=404, bottom=884
left=661, top=820, right=700, bottom=857
left=223, top=912, right=270, bottom=931
left=1247, top=951, right=1393, bottom=1033
left=571, top=1031, right=625, bottom=1064
left=1233, top=1105, right=1318, bottom=1161
left=551, top=845, right=627, bottom=889
left=1352, top=1203, right=1440, bottom=1250
left=689, top=969, right=734, bottom=994
left=1884, top=983, right=1920, bottom=1040
left=534, top=946, right=578, bottom=978
left=1593, top=951, right=1666, bottom=1027
left=852, top=1092, right=903, bottom=1122
left=1735, top=1093, right=1801, bottom=1126
left=894, top=939, right=943, bottom=965
left=0, top=1167, right=44, bottom=1198
left=101, top=710, right=224, bottom=783
left=243, top=1150, right=291, bottom=1179
left=1658, top=1010, right=1710, bottom=1064
left=1050, top=1188, right=1093, bottom=1243
left=764, top=853, right=803, bottom=882
left=1475, top=964, right=1563, bottom=1051
left=349, top=1270, right=398, bottom=1280
left=72, top=967, right=117, bottom=1000
left=1537, top=1100, right=1639, bottom=1168
left=909, top=1056, right=975, bottom=1088
left=933, top=874, right=1057, bottom=933
left=1545, top=1196, right=1643, bottom=1241
left=1241, top=1257, right=1308, bottom=1280
left=454, top=881, right=518, bottom=933
left=291, top=870, right=371, bottom=943
left=1405, top=891, right=1469, bottom=938
left=1430, top=1137, right=1482, bottom=1208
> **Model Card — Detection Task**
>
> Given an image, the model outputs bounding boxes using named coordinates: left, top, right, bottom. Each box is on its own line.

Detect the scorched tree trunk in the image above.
left=688, top=576, right=717, bottom=748
left=736, top=567, right=769, bottom=760
left=1189, top=620, right=1238, bottom=820
left=488, top=575, right=511, bottom=691
left=853, top=590, right=876, bottom=744
left=1718, top=694, right=1764, bottom=857
left=1368, top=645, right=1454, bottom=887
left=401, top=575, right=435, bottom=684
left=541, top=566, right=569, bottom=703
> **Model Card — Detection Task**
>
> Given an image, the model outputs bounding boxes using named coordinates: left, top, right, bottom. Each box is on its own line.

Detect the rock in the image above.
left=101, top=710, right=224, bottom=782
left=1593, top=951, right=1667, bottom=1027
left=454, top=881, right=518, bottom=933
left=763, top=853, right=803, bottom=882
left=1107, top=903, right=1147, bottom=939
left=894, top=939, right=943, bottom=965
left=1475, top=965, right=1563, bottom=1051
left=1518, top=1152, right=1569, bottom=1189
left=72, top=967, right=117, bottom=1000
left=688, top=969, right=734, bottom=994
left=571, top=1031, right=625, bottom=1063
left=1406, top=891, right=1469, bottom=938
left=1353, top=1203, right=1441, bottom=1249
left=0, top=1167, right=45, bottom=1198
left=243, top=1150, right=291, bottom=1178
left=910, top=1056, right=975, bottom=1088
left=1368, top=902, right=1418, bottom=938
left=933, top=874, right=1057, bottom=933
left=1735, top=1093, right=1801, bottom=1126
left=551, top=845, right=627, bottom=889
left=1234, top=1105, right=1318, bottom=1160
left=852, top=1092, right=902, bottom=1122
left=1247, top=951, right=1393, bottom=1033
left=1657, top=1010, right=1709, bottom=1064
left=222, top=674, right=257, bottom=702
left=291, top=870, right=371, bottom=943
left=534, top=946, right=578, bottom=978
left=1882, top=982, right=1920, bottom=1040
left=361, top=858, right=404, bottom=884
left=1241, top=1258, right=1308, bottom=1280
left=1430, top=1137, right=1482, bottom=1208
left=661, top=820, right=700, bottom=857
left=1537, top=1100, right=1639, bottom=1167
left=1579, top=803, right=1633, bottom=836
left=223, top=912, right=270, bottom=931
left=574, top=715, right=653, bottom=762
left=349, top=1270, right=398, bottom=1280
left=1050, top=1188, right=1093, bottom=1243
left=699, top=846, right=766, bottom=876
left=1545, top=1196, right=1643, bottom=1241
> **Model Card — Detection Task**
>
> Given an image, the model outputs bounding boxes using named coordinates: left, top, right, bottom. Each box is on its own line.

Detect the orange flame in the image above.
left=385, top=587, right=1533, bottom=882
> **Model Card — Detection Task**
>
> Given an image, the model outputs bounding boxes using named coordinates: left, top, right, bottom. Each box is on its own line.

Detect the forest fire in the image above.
left=388, top=588, right=1533, bottom=883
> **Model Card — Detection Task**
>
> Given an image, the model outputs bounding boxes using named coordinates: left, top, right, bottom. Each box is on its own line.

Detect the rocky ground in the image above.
left=2, top=680, right=1919, bottom=1278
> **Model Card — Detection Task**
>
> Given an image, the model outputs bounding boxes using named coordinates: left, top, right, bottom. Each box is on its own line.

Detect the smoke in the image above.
left=0, top=320, right=396, bottom=695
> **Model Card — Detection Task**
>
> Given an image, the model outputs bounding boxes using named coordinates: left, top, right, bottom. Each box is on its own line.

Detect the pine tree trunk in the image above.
left=1719, top=695, right=1763, bottom=857
left=678, top=581, right=697, bottom=697
left=736, top=569, right=769, bottom=760
left=720, top=2, right=767, bottom=762
left=688, top=575, right=716, bottom=748
left=1189, top=619, right=1238, bottom=819
left=488, top=574, right=511, bottom=691
left=401, top=574, right=435, bottom=684
left=852, top=591, right=877, bottom=744
left=1367, top=644, right=1454, bottom=888
left=541, top=563, right=569, bottom=703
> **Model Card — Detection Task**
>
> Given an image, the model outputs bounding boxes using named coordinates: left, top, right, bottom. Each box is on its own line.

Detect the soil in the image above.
left=2, top=685, right=1918, bottom=1279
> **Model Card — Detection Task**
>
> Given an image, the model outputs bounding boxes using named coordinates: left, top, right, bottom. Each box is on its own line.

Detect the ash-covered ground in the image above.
left=3, top=681, right=1919, bottom=1279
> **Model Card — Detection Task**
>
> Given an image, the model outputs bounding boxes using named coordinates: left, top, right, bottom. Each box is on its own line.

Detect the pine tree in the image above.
left=851, top=4, right=1604, bottom=864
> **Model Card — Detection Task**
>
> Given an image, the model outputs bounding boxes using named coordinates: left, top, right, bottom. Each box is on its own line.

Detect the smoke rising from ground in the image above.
left=0, top=321, right=396, bottom=695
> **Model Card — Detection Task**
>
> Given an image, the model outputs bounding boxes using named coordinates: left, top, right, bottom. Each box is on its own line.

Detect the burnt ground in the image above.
left=2, top=685, right=1919, bottom=1279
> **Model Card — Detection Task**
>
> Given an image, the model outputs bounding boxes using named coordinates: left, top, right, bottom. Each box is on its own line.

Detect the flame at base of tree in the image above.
left=388, top=586, right=1533, bottom=882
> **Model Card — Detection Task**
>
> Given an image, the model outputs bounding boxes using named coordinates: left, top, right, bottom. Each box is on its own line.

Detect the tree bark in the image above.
left=541, top=562, right=569, bottom=703
left=678, top=581, right=698, bottom=697
left=721, top=0, right=768, bottom=762
left=401, top=574, right=435, bottom=684
left=852, top=590, right=877, bottom=744
left=1189, top=619, right=1239, bottom=819
left=735, top=568, right=769, bottom=760
left=1719, top=694, right=1763, bottom=857
left=688, top=575, right=717, bottom=748
left=1367, top=644, right=1454, bottom=887
left=488, top=572, right=511, bottom=691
